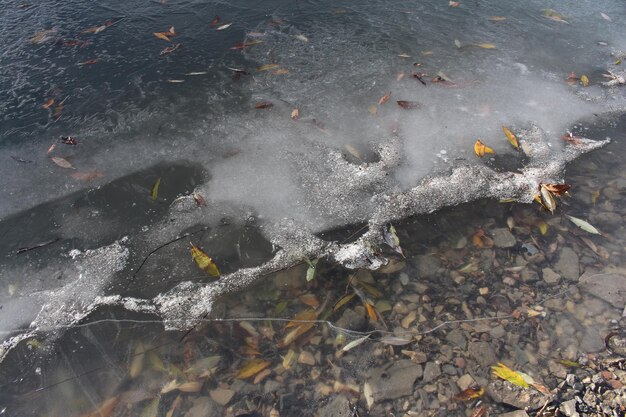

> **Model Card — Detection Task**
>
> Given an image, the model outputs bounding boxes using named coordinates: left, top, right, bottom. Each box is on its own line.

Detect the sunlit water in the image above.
left=1, top=0, right=626, bottom=415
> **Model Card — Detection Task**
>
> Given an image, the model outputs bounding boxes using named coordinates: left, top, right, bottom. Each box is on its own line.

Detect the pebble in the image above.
left=445, top=329, right=467, bottom=350
left=183, top=397, right=221, bottom=417
left=365, top=360, right=422, bottom=403
left=422, top=362, right=441, bottom=383
left=492, top=228, right=517, bottom=248
left=542, top=267, right=561, bottom=284
left=456, top=374, right=476, bottom=391
left=298, top=351, right=316, bottom=366
left=209, top=388, right=235, bottom=406
left=467, top=341, right=497, bottom=368
left=554, top=247, right=580, bottom=282
left=401, top=311, right=417, bottom=328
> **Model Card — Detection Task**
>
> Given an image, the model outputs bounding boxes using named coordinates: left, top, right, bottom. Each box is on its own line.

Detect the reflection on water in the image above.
left=1, top=135, right=624, bottom=416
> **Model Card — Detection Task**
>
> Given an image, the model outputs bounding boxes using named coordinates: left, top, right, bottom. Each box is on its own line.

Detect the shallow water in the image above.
left=1, top=0, right=626, bottom=415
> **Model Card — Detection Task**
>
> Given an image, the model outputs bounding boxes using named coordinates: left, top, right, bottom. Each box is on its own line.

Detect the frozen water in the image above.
left=0, top=0, right=625, bottom=364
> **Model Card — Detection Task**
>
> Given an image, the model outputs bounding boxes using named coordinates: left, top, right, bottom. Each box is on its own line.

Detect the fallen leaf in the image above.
left=377, top=335, right=412, bottom=346
left=257, top=63, right=280, bottom=72
left=397, top=100, right=420, bottom=109
left=129, top=342, right=145, bottom=379
left=282, top=349, right=297, bottom=369
left=237, top=359, right=271, bottom=379
left=367, top=104, right=378, bottom=115
left=51, top=156, right=74, bottom=169
left=304, top=258, right=318, bottom=282
left=364, top=302, right=378, bottom=322
left=70, top=171, right=104, bottom=181
left=192, top=192, right=207, bottom=206
left=165, top=396, right=182, bottom=417
left=254, top=101, right=274, bottom=109
left=449, top=1, right=460, bottom=7
left=491, top=363, right=529, bottom=388
left=489, top=16, right=507, bottom=22
left=78, top=59, right=99, bottom=66
left=161, top=380, right=203, bottom=394
left=216, top=23, right=233, bottom=31
left=31, top=29, right=57, bottom=44
left=539, top=184, right=557, bottom=213
left=473, top=43, right=496, bottom=49
left=286, top=309, right=318, bottom=328
left=566, top=215, right=601, bottom=235
left=379, top=92, right=391, bottom=105
left=272, top=68, right=289, bottom=75
left=42, top=98, right=54, bottom=109
left=543, top=9, right=569, bottom=23
left=295, top=34, right=309, bottom=42
left=398, top=53, right=411, bottom=58
left=601, top=13, right=612, bottom=22
left=396, top=71, right=406, bottom=81
left=383, top=224, right=404, bottom=257
left=78, top=396, right=120, bottom=417
left=333, top=293, right=356, bottom=312
left=291, top=108, right=299, bottom=120
left=160, top=43, right=181, bottom=56
left=474, top=139, right=495, bottom=157
left=154, top=32, right=172, bottom=42
left=82, top=25, right=107, bottom=34
left=209, top=16, right=221, bottom=27
left=454, top=39, right=462, bottom=49
left=299, top=294, right=320, bottom=308
left=453, top=387, right=484, bottom=401
left=151, top=177, right=161, bottom=201
left=502, top=126, right=519, bottom=149
left=186, top=71, right=207, bottom=76
left=537, top=221, right=548, bottom=235
left=469, top=405, right=488, bottom=417
left=341, top=335, right=370, bottom=352
left=580, top=74, right=589, bottom=87
left=190, top=242, right=220, bottom=277
left=541, top=183, right=570, bottom=195
left=471, top=229, right=494, bottom=248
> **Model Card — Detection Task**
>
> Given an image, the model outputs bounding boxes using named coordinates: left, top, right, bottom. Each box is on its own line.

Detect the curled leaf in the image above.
left=474, top=139, right=495, bottom=157
left=502, top=126, right=519, bottom=149
left=190, top=243, right=220, bottom=277
left=42, top=98, right=54, bottom=109
left=539, top=184, right=557, bottom=213
left=491, top=363, right=529, bottom=388
left=160, top=43, right=181, bottom=55
left=379, top=92, right=391, bottom=105
left=453, top=387, right=484, bottom=401
left=383, top=224, right=404, bottom=257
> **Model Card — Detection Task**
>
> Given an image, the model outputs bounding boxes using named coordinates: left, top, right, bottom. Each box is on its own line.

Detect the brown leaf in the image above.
left=51, top=156, right=74, bottom=169
left=368, top=104, right=378, bottom=115
left=192, top=192, right=207, bottom=206
left=502, top=126, right=519, bottom=149
left=379, top=92, right=391, bottom=105
left=154, top=32, right=172, bottom=42
left=160, top=43, right=181, bottom=55
left=541, top=183, right=571, bottom=195
left=237, top=359, right=271, bottom=379
left=298, top=294, right=320, bottom=308
left=209, top=16, right=221, bottom=27
left=255, top=101, right=273, bottom=109
left=566, top=72, right=579, bottom=85
left=42, top=98, right=54, bottom=109
left=452, top=387, right=484, bottom=401
left=364, top=302, right=378, bottom=322
left=469, top=405, right=487, bottom=417
left=78, top=59, right=99, bottom=66
left=333, top=293, right=356, bottom=312
left=78, top=396, right=120, bottom=417
left=397, top=100, right=420, bottom=109
left=412, top=73, right=427, bottom=85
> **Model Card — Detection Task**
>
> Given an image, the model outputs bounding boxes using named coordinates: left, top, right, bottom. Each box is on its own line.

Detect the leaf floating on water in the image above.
left=190, top=243, right=220, bottom=277
left=489, top=16, right=507, bottom=22
left=78, top=59, right=99, bottom=66
left=341, top=335, right=370, bottom=352
left=51, top=156, right=74, bottom=169
left=397, top=100, right=420, bottom=109
left=397, top=53, right=411, bottom=58
left=543, top=9, right=569, bottom=23
left=452, top=387, right=484, bottom=401
left=474, top=139, right=494, bottom=157
left=379, top=92, right=391, bottom=105
left=154, top=32, right=172, bottom=42
left=502, top=126, right=519, bottom=149
left=601, top=13, right=612, bottom=22
left=473, top=43, right=496, bottom=49
left=151, top=177, right=161, bottom=201
left=566, top=215, right=601, bottom=235
left=257, top=63, right=280, bottom=72
left=215, top=23, right=233, bottom=31
left=454, top=39, right=462, bottom=49
left=491, top=363, right=529, bottom=388
left=42, top=98, right=54, bottom=109
left=580, top=74, right=589, bottom=87
left=160, top=43, right=181, bottom=56
left=186, top=71, right=207, bottom=76
left=166, top=79, right=184, bottom=83
left=396, top=71, right=406, bottom=81
left=291, top=108, right=299, bottom=120
left=272, top=68, right=289, bottom=75
left=237, top=359, right=271, bottom=379
left=31, top=29, right=57, bottom=44
left=295, top=34, right=309, bottom=42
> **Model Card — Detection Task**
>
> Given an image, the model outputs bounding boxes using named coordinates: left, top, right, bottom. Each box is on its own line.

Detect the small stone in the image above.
left=492, top=228, right=517, bottom=248
left=442, top=364, right=456, bottom=376
left=500, top=412, right=529, bottom=417
left=503, top=276, right=517, bottom=286
left=318, top=395, right=352, bottom=417
left=486, top=380, right=551, bottom=410
left=401, top=311, right=417, bottom=329
left=298, top=351, right=316, bottom=366
left=209, top=388, right=235, bottom=406
left=542, top=267, right=561, bottom=284
left=457, top=374, right=476, bottom=391
left=378, top=259, right=406, bottom=274
left=579, top=327, right=604, bottom=353
left=559, top=399, right=580, bottom=417
left=489, top=325, right=506, bottom=339
left=579, top=272, right=626, bottom=309
left=413, top=255, right=441, bottom=277
left=479, top=287, right=489, bottom=295
left=399, top=272, right=410, bottom=286
left=336, top=308, right=366, bottom=331
left=554, top=247, right=580, bottom=282
left=366, top=360, right=422, bottom=403
left=468, top=341, right=497, bottom=368
left=422, top=362, right=441, bottom=383
left=445, top=329, right=467, bottom=350
left=183, top=397, right=221, bottom=417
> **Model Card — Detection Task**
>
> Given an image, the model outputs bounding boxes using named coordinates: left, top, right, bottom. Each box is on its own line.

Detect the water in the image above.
left=1, top=0, right=626, bottom=415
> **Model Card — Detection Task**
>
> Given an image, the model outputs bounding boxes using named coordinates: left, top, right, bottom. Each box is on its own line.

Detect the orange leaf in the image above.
left=452, top=387, right=484, bottom=401
left=379, top=92, right=391, bottom=105
left=541, top=183, right=571, bottom=195
left=285, top=309, right=317, bottom=328
left=237, top=359, right=271, bottom=379
left=364, top=302, right=378, bottom=322
left=298, top=294, right=320, bottom=308
left=42, top=98, right=54, bottom=109
left=154, top=32, right=171, bottom=42
left=474, top=139, right=494, bottom=157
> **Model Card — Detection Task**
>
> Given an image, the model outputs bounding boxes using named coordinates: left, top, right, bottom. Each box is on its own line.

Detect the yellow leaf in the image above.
left=491, top=363, right=529, bottom=388
left=129, top=342, right=145, bottom=379
left=190, top=243, right=220, bottom=277
left=272, top=68, right=290, bottom=75
left=237, top=359, right=271, bottom=379
left=537, top=221, right=548, bottom=235
left=282, top=349, right=297, bottom=369
left=580, top=74, right=589, bottom=87
left=502, top=126, right=519, bottom=149
left=474, top=43, right=496, bottom=49
left=153, top=32, right=171, bottom=42
left=368, top=104, right=378, bottom=115
left=257, top=63, right=279, bottom=71
left=151, top=177, right=161, bottom=201
left=333, top=293, right=356, bottom=312
left=291, top=108, right=299, bottom=120
left=474, top=139, right=495, bottom=157
left=364, top=302, right=378, bottom=322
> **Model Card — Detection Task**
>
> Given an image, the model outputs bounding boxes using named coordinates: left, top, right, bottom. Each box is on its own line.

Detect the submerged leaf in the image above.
left=151, top=177, right=161, bottom=201
left=580, top=74, right=589, bottom=87
left=257, top=63, right=279, bottom=71
left=543, top=9, right=568, bottom=23
left=473, top=43, right=496, bottom=49
left=341, top=335, right=370, bottom=352
left=364, top=302, right=378, bottom=322
left=282, top=349, right=297, bottom=369
left=161, top=380, right=202, bottom=394
left=368, top=104, right=378, bottom=115
left=190, top=243, right=220, bottom=277
left=566, top=215, right=601, bottom=235
left=51, top=156, right=74, bottom=169
left=160, top=43, right=181, bottom=55
left=129, top=342, right=146, bottom=379
left=453, top=387, right=484, bottom=401
left=491, top=363, right=529, bottom=388
left=305, top=258, right=318, bottom=282
left=333, top=293, right=356, bottom=312
left=489, top=16, right=507, bottom=22
left=502, top=126, right=519, bottom=149
left=237, top=359, right=271, bottom=379
left=140, top=397, right=160, bottom=417
left=474, top=139, right=495, bottom=157
left=378, top=335, right=412, bottom=346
